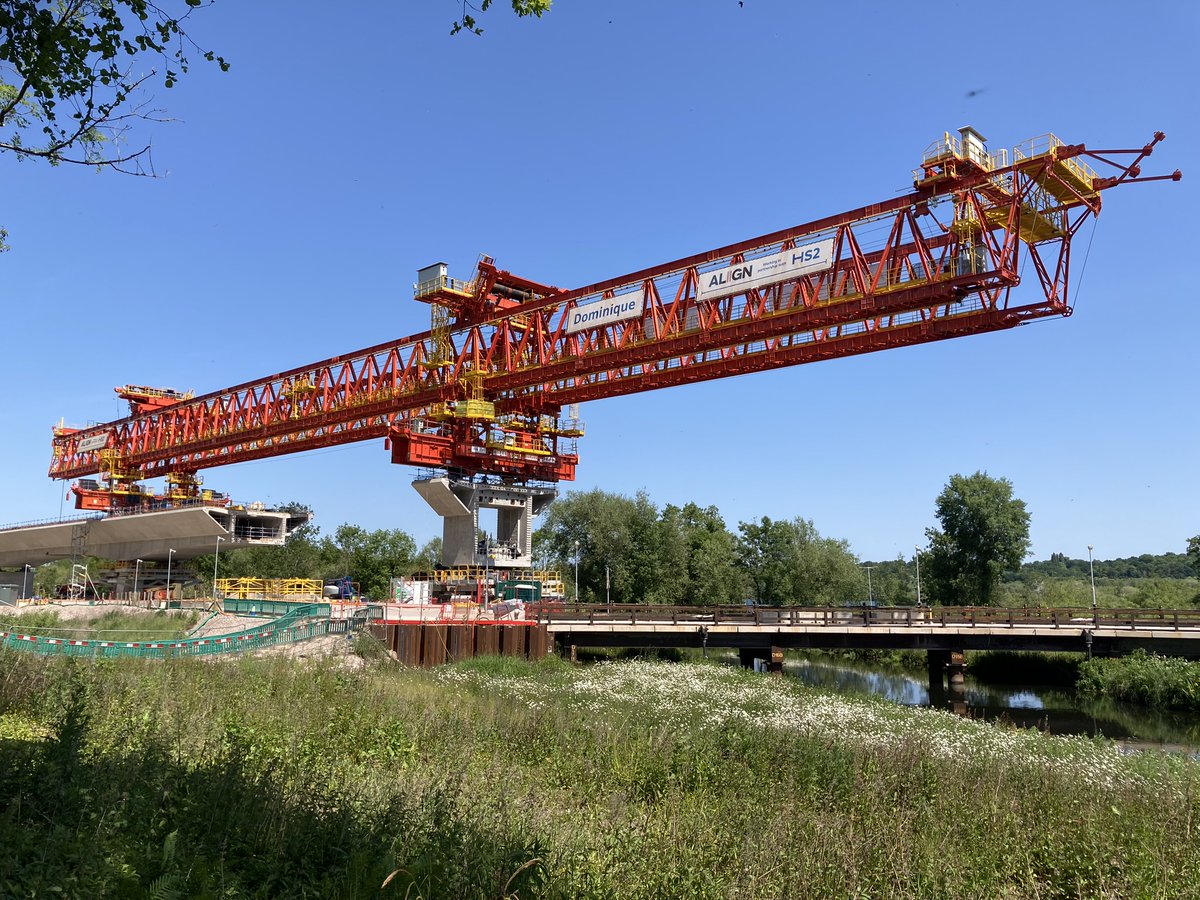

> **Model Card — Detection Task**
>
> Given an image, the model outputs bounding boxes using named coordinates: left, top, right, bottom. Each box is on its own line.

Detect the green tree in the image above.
left=736, top=516, right=860, bottom=606
left=1188, top=535, right=1200, bottom=576
left=660, top=502, right=743, bottom=605
left=536, top=488, right=667, bottom=603
left=416, top=537, right=442, bottom=571
left=0, top=0, right=227, bottom=172
left=924, top=472, right=1031, bottom=606
left=325, top=524, right=416, bottom=599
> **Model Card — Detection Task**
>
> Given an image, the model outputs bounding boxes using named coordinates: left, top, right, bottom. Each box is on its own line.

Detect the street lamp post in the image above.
left=166, top=549, right=176, bottom=605
left=1088, top=545, right=1098, bottom=612
left=133, top=558, right=143, bottom=603
left=212, top=537, right=225, bottom=604
left=483, top=534, right=490, bottom=607
left=914, top=548, right=922, bottom=606
left=21, top=564, right=32, bottom=601
left=860, top=565, right=876, bottom=604
left=574, top=539, right=580, bottom=604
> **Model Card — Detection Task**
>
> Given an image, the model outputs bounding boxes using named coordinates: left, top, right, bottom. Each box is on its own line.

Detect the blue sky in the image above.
left=2, top=0, right=1197, bottom=564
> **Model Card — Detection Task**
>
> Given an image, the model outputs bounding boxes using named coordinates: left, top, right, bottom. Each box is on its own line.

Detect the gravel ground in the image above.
left=187, top=612, right=260, bottom=638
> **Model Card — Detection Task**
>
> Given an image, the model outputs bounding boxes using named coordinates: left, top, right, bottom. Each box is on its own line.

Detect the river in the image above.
left=785, top=654, right=1200, bottom=752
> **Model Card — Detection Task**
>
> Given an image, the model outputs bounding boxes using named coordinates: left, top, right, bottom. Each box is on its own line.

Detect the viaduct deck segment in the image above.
left=0, top=505, right=311, bottom=568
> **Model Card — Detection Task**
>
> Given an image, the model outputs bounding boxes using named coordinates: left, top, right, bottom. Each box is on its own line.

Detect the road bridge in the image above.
left=533, top=604, right=1200, bottom=696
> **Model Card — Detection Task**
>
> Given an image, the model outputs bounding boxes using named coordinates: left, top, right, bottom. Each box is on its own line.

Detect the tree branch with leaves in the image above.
left=452, top=0, right=551, bottom=35
left=0, top=0, right=228, bottom=173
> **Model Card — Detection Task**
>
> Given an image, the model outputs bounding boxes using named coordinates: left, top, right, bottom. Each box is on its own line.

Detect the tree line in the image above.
left=23, top=473, right=1198, bottom=608
left=532, top=489, right=862, bottom=606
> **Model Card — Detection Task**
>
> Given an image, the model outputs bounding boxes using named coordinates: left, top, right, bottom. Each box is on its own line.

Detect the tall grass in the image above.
left=1079, top=649, right=1200, bottom=712
left=0, top=609, right=199, bottom=641
left=0, top=650, right=1196, bottom=898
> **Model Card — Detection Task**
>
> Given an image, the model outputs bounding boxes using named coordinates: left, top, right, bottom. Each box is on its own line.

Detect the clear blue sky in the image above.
left=2, top=1, right=1197, bottom=563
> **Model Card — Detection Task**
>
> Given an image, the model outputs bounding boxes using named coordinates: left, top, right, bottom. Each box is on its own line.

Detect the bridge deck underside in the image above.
left=0, top=507, right=307, bottom=567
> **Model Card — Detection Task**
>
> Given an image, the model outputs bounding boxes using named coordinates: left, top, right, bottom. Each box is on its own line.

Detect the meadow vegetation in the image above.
left=1078, top=650, right=1200, bottom=712
left=1, top=649, right=1197, bottom=898
left=0, top=608, right=198, bottom=642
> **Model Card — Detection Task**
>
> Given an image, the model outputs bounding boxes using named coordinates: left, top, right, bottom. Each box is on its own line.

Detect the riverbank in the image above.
left=1, top=649, right=1197, bottom=897
left=802, top=645, right=1200, bottom=714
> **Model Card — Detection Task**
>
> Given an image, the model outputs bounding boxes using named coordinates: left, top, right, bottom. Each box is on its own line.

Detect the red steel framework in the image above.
left=48, top=129, right=1180, bottom=510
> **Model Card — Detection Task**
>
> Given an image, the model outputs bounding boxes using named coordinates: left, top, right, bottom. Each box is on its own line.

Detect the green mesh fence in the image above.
left=222, top=598, right=332, bottom=618
left=0, top=604, right=345, bottom=659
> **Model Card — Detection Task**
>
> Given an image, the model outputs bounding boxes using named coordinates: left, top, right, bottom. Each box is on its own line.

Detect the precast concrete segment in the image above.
left=413, top=476, right=555, bottom=570
left=0, top=507, right=311, bottom=567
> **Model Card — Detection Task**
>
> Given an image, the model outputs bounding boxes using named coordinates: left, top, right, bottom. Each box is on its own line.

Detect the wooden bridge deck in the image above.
left=532, top=605, right=1200, bottom=658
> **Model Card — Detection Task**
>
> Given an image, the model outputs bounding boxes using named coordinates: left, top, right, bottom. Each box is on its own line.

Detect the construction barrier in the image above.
left=369, top=621, right=548, bottom=667
left=222, top=598, right=333, bottom=618
left=0, top=603, right=343, bottom=659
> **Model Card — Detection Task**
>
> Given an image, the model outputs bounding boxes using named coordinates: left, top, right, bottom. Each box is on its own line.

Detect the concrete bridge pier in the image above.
left=927, top=649, right=967, bottom=704
left=946, top=650, right=966, bottom=692
left=927, top=649, right=948, bottom=703
left=739, top=646, right=784, bottom=676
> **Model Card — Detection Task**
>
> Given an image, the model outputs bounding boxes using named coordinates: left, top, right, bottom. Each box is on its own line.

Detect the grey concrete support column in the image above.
left=946, top=649, right=967, bottom=700
left=412, top=476, right=556, bottom=570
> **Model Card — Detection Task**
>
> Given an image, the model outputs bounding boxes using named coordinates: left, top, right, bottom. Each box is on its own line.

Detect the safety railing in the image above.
left=1012, top=133, right=1098, bottom=187
left=917, top=131, right=1003, bottom=172
left=0, top=603, right=343, bottom=659
left=414, top=274, right=475, bottom=299
left=528, top=603, right=1200, bottom=631
left=217, top=578, right=325, bottom=600
left=222, top=598, right=332, bottom=617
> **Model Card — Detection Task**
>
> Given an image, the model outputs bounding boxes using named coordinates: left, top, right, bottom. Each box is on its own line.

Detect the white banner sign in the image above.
left=77, top=433, right=110, bottom=453
left=696, top=238, right=835, bottom=301
left=566, top=290, right=644, bottom=334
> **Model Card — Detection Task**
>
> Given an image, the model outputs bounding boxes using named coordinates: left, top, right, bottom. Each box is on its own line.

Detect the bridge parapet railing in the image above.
left=528, top=604, right=1200, bottom=631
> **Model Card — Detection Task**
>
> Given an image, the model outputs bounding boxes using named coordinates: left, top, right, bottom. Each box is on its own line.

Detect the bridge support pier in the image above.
left=927, top=649, right=948, bottom=702
left=946, top=650, right=966, bottom=690
left=739, top=646, right=784, bottom=676
left=927, top=649, right=966, bottom=704
left=769, top=646, right=784, bottom=677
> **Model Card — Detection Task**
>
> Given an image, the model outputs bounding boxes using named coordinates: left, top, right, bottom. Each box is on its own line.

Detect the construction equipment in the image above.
left=323, top=576, right=360, bottom=601
left=45, top=128, right=1180, bottom=567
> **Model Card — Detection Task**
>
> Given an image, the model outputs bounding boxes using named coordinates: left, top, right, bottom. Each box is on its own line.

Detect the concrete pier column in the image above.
left=738, top=648, right=758, bottom=669
left=946, top=650, right=966, bottom=691
left=768, top=646, right=784, bottom=678
left=927, top=649, right=949, bottom=702
left=946, top=650, right=967, bottom=713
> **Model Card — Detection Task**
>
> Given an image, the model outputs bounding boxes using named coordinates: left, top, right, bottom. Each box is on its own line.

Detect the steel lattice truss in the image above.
left=48, top=131, right=1179, bottom=499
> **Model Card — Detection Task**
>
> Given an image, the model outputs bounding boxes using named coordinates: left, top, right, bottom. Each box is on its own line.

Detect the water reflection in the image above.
left=787, top=656, right=1200, bottom=751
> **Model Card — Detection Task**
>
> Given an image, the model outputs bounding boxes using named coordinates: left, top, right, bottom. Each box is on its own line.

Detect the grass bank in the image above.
left=1078, top=649, right=1200, bottom=712
left=0, top=650, right=1197, bottom=898
left=0, top=608, right=199, bottom=641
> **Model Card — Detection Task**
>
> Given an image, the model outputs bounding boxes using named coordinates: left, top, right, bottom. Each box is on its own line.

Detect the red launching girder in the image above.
left=48, top=130, right=1180, bottom=498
